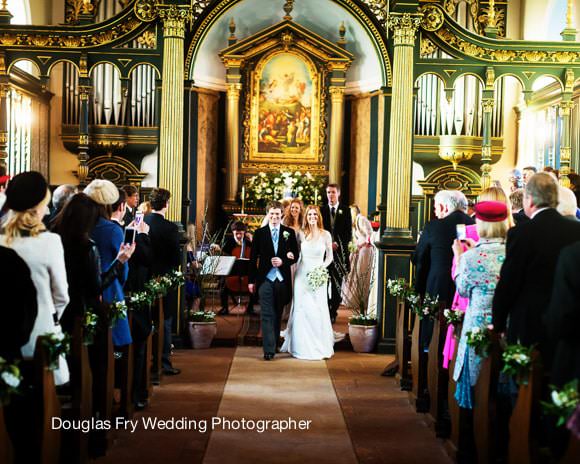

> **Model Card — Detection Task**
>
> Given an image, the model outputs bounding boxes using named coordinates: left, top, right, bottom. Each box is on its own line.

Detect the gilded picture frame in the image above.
left=247, top=49, right=322, bottom=163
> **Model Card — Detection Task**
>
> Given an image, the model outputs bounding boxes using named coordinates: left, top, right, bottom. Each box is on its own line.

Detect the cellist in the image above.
left=218, top=221, right=254, bottom=315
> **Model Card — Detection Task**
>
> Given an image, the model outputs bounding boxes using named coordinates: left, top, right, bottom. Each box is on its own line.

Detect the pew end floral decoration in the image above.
left=40, top=332, right=71, bottom=370
left=443, top=308, right=464, bottom=328
left=542, top=380, right=579, bottom=427
left=465, top=325, right=493, bottom=357
left=0, top=357, right=22, bottom=406
left=83, top=308, right=99, bottom=345
left=501, top=343, right=534, bottom=385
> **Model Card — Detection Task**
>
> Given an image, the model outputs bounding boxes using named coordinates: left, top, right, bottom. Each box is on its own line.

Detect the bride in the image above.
left=281, top=205, right=335, bottom=360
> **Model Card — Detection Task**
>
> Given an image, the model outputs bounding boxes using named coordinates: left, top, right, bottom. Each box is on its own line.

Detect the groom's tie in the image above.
left=266, top=227, right=283, bottom=282
left=272, top=227, right=279, bottom=254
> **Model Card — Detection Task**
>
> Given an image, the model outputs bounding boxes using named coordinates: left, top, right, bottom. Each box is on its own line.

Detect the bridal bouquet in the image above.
left=306, top=266, right=329, bottom=292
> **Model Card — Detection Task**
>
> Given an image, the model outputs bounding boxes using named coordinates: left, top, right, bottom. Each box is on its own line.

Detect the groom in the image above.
left=249, top=201, right=299, bottom=360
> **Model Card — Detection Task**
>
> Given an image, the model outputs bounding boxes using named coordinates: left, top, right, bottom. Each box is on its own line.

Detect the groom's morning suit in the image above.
left=321, top=203, right=352, bottom=321
left=249, top=224, right=299, bottom=356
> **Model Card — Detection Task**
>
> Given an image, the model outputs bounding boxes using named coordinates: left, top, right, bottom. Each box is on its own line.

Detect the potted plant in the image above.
left=338, top=248, right=378, bottom=353
left=187, top=310, right=217, bottom=349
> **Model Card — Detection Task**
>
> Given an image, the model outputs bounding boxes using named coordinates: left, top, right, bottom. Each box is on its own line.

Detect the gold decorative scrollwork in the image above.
left=241, top=162, right=328, bottom=173
left=420, top=5, right=444, bottom=32
left=360, top=0, right=389, bottom=30
left=420, top=37, right=437, bottom=57
left=134, top=0, right=157, bottom=22
left=136, top=30, right=156, bottom=48
left=482, top=98, right=494, bottom=113
left=65, top=0, right=99, bottom=24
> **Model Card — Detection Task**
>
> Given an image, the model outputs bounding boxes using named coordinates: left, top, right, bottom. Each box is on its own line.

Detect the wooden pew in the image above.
left=473, top=334, right=500, bottom=464
left=60, top=318, right=92, bottom=464
left=396, top=298, right=412, bottom=391
left=0, top=405, right=14, bottom=464
left=32, top=335, right=62, bottom=464
left=150, top=297, right=165, bottom=385
left=410, top=314, right=429, bottom=412
left=427, top=315, right=450, bottom=437
left=508, top=351, right=542, bottom=464
left=116, top=312, right=134, bottom=419
left=445, top=324, right=462, bottom=459
left=88, top=326, right=114, bottom=457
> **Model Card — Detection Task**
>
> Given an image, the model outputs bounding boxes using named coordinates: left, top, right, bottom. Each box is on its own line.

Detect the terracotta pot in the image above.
left=188, top=321, right=217, bottom=349
left=348, top=324, right=378, bottom=353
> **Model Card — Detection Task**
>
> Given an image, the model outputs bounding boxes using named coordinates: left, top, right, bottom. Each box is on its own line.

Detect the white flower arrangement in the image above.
left=243, top=170, right=325, bottom=207
left=306, top=266, right=329, bottom=292
left=0, top=356, right=22, bottom=405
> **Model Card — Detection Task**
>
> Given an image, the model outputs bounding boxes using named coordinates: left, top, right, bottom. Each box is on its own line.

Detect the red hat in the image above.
left=474, top=201, right=508, bottom=222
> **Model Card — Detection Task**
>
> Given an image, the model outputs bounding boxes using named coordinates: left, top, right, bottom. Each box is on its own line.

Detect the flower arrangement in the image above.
left=347, top=240, right=358, bottom=254
left=83, top=309, right=99, bottom=345
left=443, top=308, right=465, bottom=328
left=109, top=300, right=128, bottom=326
left=501, top=344, right=534, bottom=384
left=465, top=325, right=493, bottom=357
left=306, top=266, right=329, bottom=292
left=127, top=291, right=155, bottom=310
left=0, top=357, right=22, bottom=406
left=188, top=310, right=217, bottom=323
left=542, top=380, right=579, bottom=427
left=410, top=294, right=440, bottom=320
left=40, top=332, right=71, bottom=370
left=387, top=278, right=412, bottom=299
left=349, top=313, right=377, bottom=326
left=244, top=170, right=325, bottom=207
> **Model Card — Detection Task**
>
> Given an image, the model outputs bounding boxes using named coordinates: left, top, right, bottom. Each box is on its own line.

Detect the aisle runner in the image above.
left=203, top=347, right=358, bottom=464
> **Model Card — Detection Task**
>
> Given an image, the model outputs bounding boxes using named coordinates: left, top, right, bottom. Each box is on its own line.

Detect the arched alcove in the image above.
left=187, top=0, right=387, bottom=94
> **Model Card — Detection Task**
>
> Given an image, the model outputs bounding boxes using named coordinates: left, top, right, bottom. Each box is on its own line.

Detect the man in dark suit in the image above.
left=493, top=173, right=580, bottom=364
left=144, top=188, right=182, bottom=375
left=122, top=185, right=139, bottom=227
left=509, top=188, right=530, bottom=225
left=413, top=190, right=475, bottom=347
left=320, top=183, right=352, bottom=323
left=248, top=201, right=299, bottom=360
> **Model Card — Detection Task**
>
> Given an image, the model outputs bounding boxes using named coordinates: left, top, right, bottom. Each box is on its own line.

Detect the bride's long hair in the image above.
left=302, top=205, right=324, bottom=238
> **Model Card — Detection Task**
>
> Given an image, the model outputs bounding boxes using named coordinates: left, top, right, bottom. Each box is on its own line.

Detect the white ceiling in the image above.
left=190, top=0, right=385, bottom=94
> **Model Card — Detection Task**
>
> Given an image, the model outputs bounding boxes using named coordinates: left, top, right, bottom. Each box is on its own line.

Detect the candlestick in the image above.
left=241, top=186, right=245, bottom=214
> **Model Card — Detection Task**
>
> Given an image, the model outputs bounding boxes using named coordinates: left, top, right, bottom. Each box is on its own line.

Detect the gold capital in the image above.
left=226, top=83, right=242, bottom=99
left=482, top=99, right=495, bottom=114
left=481, top=146, right=492, bottom=161
left=560, top=147, right=572, bottom=162
left=388, top=13, right=422, bottom=46
left=559, top=100, right=575, bottom=116
left=79, top=85, right=92, bottom=101
left=0, top=132, right=7, bottom=145
left=329, top=86, right=345, bottom=103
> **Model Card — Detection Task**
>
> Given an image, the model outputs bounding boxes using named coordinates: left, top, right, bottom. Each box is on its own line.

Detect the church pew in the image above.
left=116, top=312, right=135, bottom=419
left=508, top=351, right=542, bottom=464
left=151, top=297, right=165, bottom=384
left=427, top=315, right=450, bottom=437
left=60, top=318, right=92, bottom=464
left=561, top=433, right=580, bottom=464
left=31, top=335, right=62, bottom=464
left=145, top=325, right=153, bottom=399
left=410, top=314, right=429, bottom=412
left=0, top=405, right=14, bottom=464
left=473, top=333, right=500, bottom=464
left=88, top=326, right=114, bottom=457
left=445, top=324, right=462, bottom=459
left=395, top=298, right=412, bottom=391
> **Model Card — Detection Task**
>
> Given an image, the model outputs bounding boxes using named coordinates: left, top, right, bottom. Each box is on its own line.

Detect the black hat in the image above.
left=5, top=171, right=49, bottom=212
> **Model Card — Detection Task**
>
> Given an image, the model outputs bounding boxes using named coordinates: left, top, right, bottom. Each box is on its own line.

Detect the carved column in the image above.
left=559, top=99, right=574, bottom=188
left=158, top=5, right=189, bottom=221
left=77, top=83, right=91, bottom=186
left=384, top=13, right=422, bottom=240
left=225, top=83, right=241, bottom=204
left=328, top=86, right=346, bottom=184
left=0, top=50, right=8, bottom=170
left=481, top=98, right=494, bottom=190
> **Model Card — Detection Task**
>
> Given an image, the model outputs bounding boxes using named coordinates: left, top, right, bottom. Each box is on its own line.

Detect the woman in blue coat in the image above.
left=85, top=179, right=134, bottom=347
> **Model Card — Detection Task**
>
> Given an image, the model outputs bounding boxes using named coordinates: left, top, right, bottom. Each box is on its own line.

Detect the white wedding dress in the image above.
left=281, top=230, right=335, bottom=360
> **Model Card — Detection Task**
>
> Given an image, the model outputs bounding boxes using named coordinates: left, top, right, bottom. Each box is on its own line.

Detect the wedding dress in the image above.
left=281, top=230, right=335, bottom=360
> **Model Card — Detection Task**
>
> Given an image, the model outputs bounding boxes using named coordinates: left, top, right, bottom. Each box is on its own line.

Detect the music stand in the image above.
left=200, top=256, right=236, bottom=311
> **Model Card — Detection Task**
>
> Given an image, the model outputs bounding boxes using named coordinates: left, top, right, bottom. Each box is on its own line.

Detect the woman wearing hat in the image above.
left=451, top=200, right=508, bottom=408
left=84, top=179, right=134, bottom=348
left=0, top=171, right=70, bottom=385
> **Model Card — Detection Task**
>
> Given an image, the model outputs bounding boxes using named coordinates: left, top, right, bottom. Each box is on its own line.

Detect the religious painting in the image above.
left=248, top=51, right=321, bottom=162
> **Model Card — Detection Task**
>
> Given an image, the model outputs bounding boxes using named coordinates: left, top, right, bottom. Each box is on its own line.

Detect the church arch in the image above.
left=185, top=0, right=391, bottom=92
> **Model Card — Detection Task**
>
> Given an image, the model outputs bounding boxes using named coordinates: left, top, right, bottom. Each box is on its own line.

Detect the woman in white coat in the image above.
left=0, top=171, right=70, bottom=385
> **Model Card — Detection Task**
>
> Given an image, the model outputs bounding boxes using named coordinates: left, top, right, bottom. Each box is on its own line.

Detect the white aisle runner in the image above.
left=203, top=347, right=358, bottom=464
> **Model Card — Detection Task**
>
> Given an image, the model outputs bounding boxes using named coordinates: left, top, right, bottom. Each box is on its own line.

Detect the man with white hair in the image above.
left=413, top=189, right=474, bottom=339
left=46, top=184, right=77, bottom=227
left=557, top=186, right=579, bottom=219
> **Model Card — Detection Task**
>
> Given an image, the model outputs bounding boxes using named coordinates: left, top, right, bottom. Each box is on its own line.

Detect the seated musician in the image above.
left=218, top=221, right=255, bottom=315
